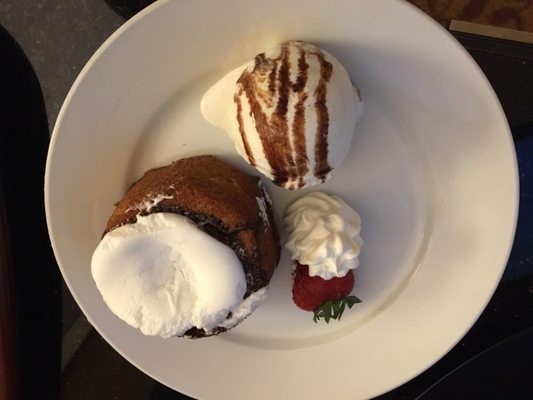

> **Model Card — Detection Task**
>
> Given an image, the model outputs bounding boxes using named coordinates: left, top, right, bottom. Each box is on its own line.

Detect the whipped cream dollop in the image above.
left=284, top=192, right=363, bottom=280
left=91, top=213, right=247, bottom=338
left=201, top=40, right=364, bottom=190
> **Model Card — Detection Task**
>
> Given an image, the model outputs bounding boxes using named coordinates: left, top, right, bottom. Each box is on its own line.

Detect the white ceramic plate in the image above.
left=45, top=0, right=518, bottom=399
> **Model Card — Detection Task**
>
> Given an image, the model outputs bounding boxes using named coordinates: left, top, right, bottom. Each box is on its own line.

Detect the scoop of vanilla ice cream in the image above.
left=284, top=191, right=363, bottom=280
left=201, top=40, right=364, bottom=190
left=91, top=213, right=247, bottom=338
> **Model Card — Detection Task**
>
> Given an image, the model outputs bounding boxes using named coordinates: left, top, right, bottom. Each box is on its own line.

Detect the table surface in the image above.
left=0, top=1, right=532, bottom=399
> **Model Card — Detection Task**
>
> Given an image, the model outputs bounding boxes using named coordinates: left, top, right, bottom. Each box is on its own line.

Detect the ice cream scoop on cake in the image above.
left=91, top=155, right=280, bottom=338
left=201, top=40, right=364, bottom=190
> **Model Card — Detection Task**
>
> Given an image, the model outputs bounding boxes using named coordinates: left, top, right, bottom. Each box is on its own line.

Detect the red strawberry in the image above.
left=292, top=263, right=361, bottom=322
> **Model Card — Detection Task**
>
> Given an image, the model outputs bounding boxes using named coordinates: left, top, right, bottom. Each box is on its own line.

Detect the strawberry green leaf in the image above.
left=345, top=295, right=362, bottom=308
left=313, top=296, right=362, bottom=323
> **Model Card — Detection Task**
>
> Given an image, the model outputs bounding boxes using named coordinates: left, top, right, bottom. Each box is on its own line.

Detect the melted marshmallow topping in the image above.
left=91, top=213, right=247, bottom=338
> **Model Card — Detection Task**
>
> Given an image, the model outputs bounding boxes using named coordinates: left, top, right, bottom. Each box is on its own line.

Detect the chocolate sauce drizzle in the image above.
left=235, top=41, right=333, bottom=189
left=312, top=50, right=333, bottom=181
left=292, top=47, right=310, bottom=187
left=234, top=89, right=256, bottom=166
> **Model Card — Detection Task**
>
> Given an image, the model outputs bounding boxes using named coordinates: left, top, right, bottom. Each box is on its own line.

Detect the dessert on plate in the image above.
left=91, top=155, right=280, bottom=338
left=201, top=40, right=364, bottom=190
left=284, top=191, right=363, bottom=322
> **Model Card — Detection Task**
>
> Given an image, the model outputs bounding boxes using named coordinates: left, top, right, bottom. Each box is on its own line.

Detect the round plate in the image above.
left=45, top=0, right=518, bottom=399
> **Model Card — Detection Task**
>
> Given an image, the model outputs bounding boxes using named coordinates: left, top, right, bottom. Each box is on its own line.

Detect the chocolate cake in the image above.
left=104, top=155, right=280, bottom=338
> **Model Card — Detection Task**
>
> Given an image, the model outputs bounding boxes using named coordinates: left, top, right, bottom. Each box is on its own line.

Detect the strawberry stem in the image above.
left=313, top=295, right=362, bottom=323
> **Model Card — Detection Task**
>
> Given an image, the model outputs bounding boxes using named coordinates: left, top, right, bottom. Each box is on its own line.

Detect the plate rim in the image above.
left=44, top=0, right=520, bottom=398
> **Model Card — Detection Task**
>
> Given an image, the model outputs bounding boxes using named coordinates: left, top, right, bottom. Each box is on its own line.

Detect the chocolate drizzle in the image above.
left=313, top=50, right=333, bottom=181
left=234, top=41, right=334, bottom=189
left=269, top=44, right=298, bottom=186
left=234, top=89, right=256, bottom=166
left=292, top=47, right=310, bottom=188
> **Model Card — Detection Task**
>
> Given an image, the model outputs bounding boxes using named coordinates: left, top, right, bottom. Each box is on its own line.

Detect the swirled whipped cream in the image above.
left=201, top=40, right=364, bottom=190
left=284, top=192, right=363, bottom=280
left=91, top=213, right=247, bottom=338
